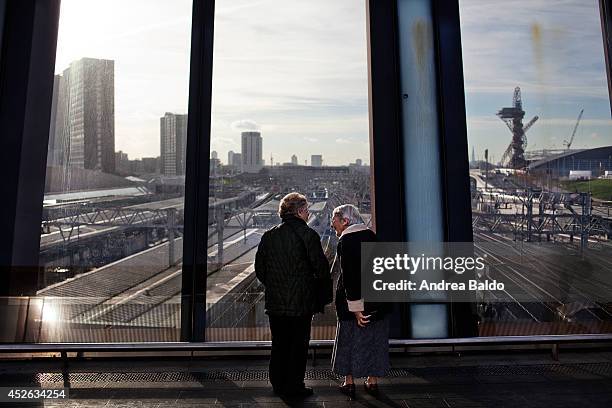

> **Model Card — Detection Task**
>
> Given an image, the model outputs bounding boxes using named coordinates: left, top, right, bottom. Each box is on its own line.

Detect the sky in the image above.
left=210, top=0, right=369, bottom=166
left=459, top=0, right=612, bottom=163
left=54, top=0, right=611, bottom=165
left=55, top=0, right=369, bottom=165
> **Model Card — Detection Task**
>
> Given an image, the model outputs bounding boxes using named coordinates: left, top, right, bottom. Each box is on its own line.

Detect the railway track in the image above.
left=474, top=230, right=612, bottom=324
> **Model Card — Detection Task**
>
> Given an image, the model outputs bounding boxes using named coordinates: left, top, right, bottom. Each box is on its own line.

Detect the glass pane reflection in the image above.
left=206, top=0, right=371, bottom=341
left=33, top=0, right=193, bottom=343
left=460, top=0, right=612, bottom=336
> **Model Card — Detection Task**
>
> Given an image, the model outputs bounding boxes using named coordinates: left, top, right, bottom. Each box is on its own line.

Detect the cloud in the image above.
left=210, top=137, right=238, bottom=155
left=460, top=0, right=608, bottom=99
left=230, top=119, right=260, bottom=131
left=335, top=138, right=351, bottom=144
left=304, top=137, right=318, bottom=143
left=211, top=137, right=236, bottom=146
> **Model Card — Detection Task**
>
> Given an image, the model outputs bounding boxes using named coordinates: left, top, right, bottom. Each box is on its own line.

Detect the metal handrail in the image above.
left=1, top=334, right=611, bottom=353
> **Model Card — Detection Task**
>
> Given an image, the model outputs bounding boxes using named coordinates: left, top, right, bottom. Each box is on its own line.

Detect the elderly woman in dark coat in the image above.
left=330, top=204, right=390, bottom=398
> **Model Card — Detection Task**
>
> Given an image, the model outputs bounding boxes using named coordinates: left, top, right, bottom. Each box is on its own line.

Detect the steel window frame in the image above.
left=430, top=0, right=478, bottom=338
left=0, top=0, right=611, bottom=349
left=601, top=0, right=612, bottom=116
left=0, top=0, right=61, bottom=296
left=366, top=0, right=475, bottom=338
left=182, top=0, right=215, bottom=342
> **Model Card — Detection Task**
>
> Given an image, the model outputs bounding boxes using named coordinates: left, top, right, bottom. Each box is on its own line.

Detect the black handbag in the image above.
left=285, top=222, right=333, bottom=312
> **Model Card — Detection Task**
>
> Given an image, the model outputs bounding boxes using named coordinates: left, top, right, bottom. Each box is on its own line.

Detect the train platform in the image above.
left=1, top=349, right=612, bottom=407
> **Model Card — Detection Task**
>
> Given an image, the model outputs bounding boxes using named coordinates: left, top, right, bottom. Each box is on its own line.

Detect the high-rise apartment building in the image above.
left=160, top=112, right=188, bottom=176
left=233, top=153, right=243, bottom=172
left=228, top=150, right=243, bottom=172
left=49, top=58, right=115, bottom=173
left=311, top=154, right=323, bottom=167
left=241, top=131, right=263, bottom=173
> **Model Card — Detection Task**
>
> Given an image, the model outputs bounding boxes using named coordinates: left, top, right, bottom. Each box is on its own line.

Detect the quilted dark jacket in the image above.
left=255, top=215, right=330, bottom=316
left=335, top=227, right=391, bottom=321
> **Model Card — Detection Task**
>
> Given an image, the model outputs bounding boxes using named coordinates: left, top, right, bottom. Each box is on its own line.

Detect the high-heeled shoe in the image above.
left=364, top=380, right=379, bottom=397
left=338, top=382, right=356, bottom=399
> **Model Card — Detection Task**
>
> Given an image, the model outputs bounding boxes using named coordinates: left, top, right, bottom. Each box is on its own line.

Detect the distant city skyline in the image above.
left=54, top=0, right=612, bottom=167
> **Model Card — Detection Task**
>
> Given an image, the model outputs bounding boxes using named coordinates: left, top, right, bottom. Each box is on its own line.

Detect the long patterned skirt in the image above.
left=331, top=315, right=390, bottom=378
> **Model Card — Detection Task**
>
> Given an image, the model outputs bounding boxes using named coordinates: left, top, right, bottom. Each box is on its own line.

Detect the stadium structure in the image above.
left=527, top=145, right=612, bottom=178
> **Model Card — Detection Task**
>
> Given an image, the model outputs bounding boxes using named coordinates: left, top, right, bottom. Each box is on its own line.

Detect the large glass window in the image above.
left=36, top=0, right=193, bottom=342
left=206, top=0, right=371, bottom=341
left=460, top=0, right=612, bottom=336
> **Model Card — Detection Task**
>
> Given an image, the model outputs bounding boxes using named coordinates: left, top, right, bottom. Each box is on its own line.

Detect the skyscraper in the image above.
left=291, top=154, right=298, bottom=165
left=228, top=150, right=235, bottom=166
left=160, top=112, right=188, bottom=176
left=50, top=58, right=115, bottom=173
left=241, top=131, right=263, bottom=173
left=233, top=153, right=243, bottom=172
left=311, top=154, right=323, bottom=167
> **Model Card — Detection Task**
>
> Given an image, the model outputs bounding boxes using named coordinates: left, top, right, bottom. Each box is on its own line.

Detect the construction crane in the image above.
left=498, top=87, right=539, bottom=168
left=563, top=109, right=584, bottom=150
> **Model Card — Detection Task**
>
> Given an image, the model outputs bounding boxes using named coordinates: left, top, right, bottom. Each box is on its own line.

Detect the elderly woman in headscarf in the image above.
left=330, top=204, right=390, bottom=399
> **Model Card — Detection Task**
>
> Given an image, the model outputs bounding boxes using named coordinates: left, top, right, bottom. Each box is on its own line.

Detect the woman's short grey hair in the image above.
left=333, top=204, right=363, bottom=226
